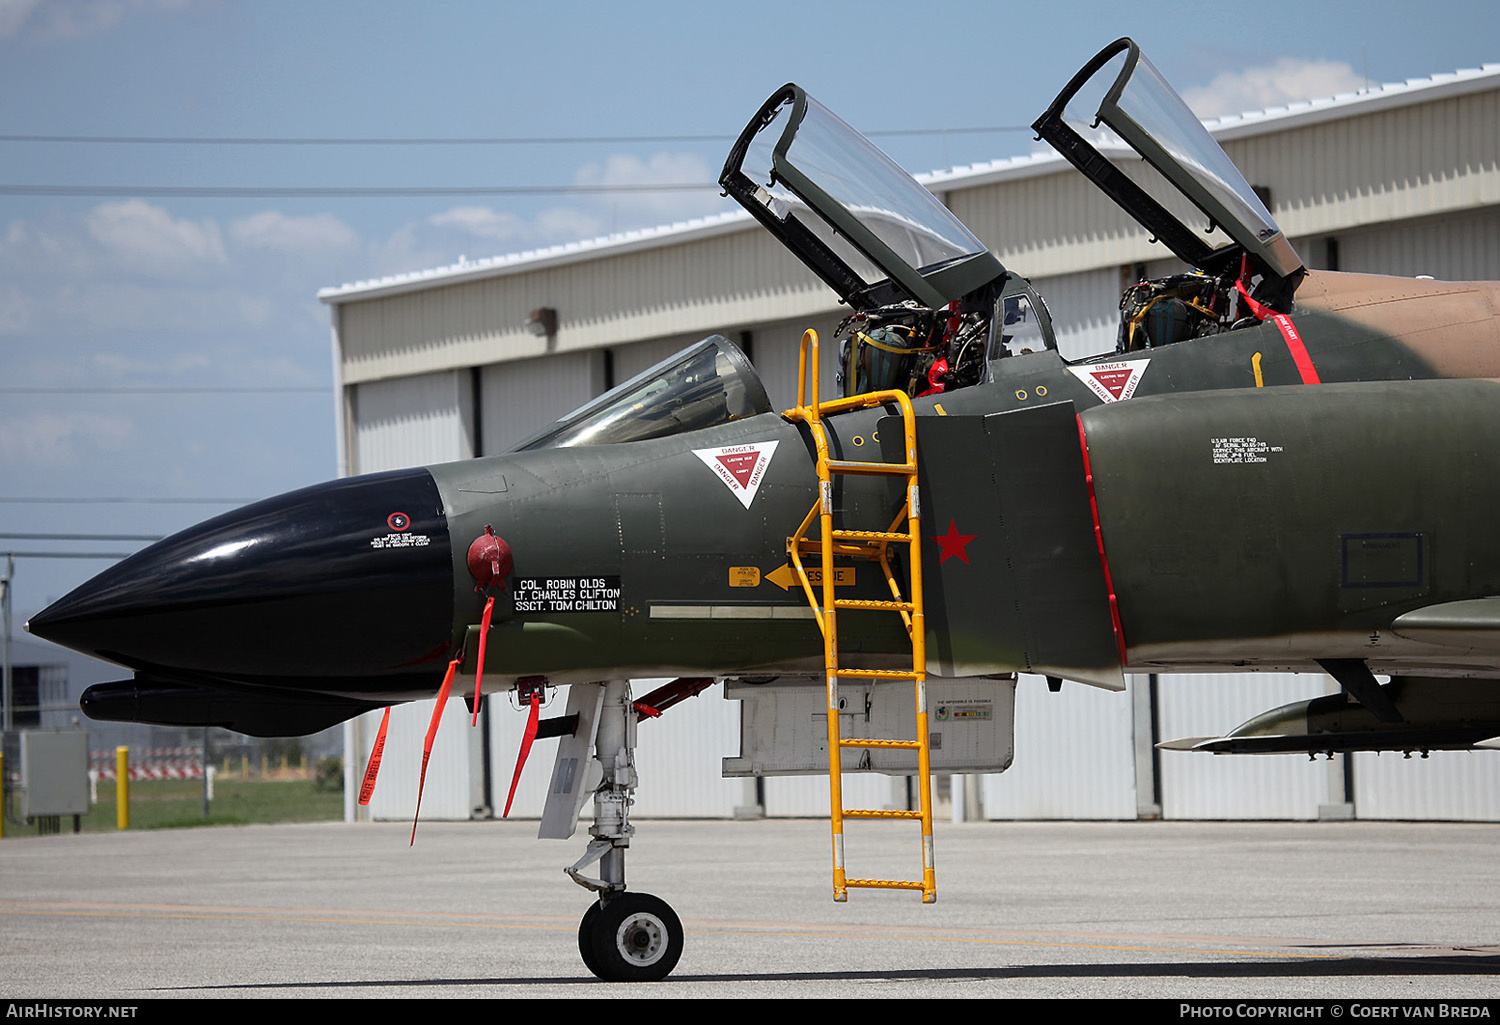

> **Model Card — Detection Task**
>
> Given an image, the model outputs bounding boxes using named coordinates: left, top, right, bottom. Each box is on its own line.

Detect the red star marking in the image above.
left=931, top=519, right=977, bottom=564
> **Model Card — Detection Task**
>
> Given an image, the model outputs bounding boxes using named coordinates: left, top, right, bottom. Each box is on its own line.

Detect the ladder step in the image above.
left=839, top=738, right=920, bottom=750
left=792, top=539, right=892, bottom=559
left=831, top=529, right=915, bottom=543
left=824, top=459, right=915, bottom=477
left=844, top=878, right=929, bottom=891
left=834, top=598, right=914, bottom=611
left=843, top=809, right=923, bottom=822
left=833, top=668, right=921, bottom=680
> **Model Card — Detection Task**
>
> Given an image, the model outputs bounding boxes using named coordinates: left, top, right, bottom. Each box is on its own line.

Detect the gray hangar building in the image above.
left=319, top=63, right=1500, bottom=825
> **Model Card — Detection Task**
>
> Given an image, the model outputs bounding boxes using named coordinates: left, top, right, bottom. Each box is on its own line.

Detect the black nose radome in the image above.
left=29, top=467, right=455, bottom=685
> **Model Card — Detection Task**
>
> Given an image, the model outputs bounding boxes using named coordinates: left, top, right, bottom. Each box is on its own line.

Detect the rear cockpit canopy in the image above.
left=1033, top=38, right=1303, bottom=294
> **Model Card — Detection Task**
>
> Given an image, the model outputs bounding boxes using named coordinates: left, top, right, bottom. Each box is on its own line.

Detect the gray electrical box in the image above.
left=20, top=730, right=89, bottom=818
left=722, top=676, right=1016, bottom=777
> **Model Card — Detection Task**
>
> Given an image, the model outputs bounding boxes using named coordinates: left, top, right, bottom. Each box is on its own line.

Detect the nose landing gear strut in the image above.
left=565, top=680, right=685, bottom=982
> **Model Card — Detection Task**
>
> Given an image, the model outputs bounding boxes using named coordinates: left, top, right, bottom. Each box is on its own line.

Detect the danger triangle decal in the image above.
left=693, top=441, right=779, bottom=509
left=1068, top=358, right=1149, bottom=403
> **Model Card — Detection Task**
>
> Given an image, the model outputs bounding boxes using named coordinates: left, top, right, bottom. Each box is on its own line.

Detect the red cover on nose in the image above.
left=466, top=527, right=513, bottom=591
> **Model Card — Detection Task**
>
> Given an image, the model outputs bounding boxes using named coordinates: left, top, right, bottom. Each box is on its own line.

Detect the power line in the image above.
left=0, top=386, right=329, bottom=394
left=0, top=183, right=720, bottom=199
left=0, top=133, right=735, bottom=145
left=1, top=551, right=135, bottom=560
left=0, top=533, right=163, bottom=542
left=0, top=497, right=255, bottom=505
left=0, top=126, right=1031, bottom=146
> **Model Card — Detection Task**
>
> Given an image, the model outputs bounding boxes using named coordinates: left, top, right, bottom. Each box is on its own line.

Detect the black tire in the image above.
left=577, top=899, right=604, bottom=979
left=584, top=892, right=683, bottom=982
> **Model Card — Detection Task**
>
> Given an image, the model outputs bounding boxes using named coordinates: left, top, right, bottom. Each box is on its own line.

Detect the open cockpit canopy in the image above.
left=1033, top=38, right=1303, bottom=291
left=720, top=84, right=1008, bottom=312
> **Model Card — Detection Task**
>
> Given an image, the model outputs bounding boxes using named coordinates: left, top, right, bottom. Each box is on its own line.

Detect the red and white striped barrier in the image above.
left=91, top=764, right=204, bottom=781
left=88, top=764, right=216, bottom=801
left=90, top=748, right=204, bottom=780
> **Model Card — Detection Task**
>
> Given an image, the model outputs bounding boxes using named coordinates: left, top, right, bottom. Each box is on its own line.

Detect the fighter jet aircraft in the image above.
left=28, top=39, right=1500, bottom=981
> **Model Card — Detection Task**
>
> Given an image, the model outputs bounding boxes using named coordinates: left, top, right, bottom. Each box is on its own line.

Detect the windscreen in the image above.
left=513, top=335, right=772, bottom=451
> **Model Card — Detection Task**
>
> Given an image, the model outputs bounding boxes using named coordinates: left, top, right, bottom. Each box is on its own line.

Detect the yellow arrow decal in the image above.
left=764, top=564, right=855, bottom=591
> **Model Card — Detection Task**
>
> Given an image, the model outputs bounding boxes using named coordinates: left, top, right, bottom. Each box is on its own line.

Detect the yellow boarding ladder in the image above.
left=783, top=327, right=935, bottom=904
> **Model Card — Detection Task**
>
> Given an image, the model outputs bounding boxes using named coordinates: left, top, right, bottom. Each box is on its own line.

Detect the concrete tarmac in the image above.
left=2, top=817, right=1499, bottom=1000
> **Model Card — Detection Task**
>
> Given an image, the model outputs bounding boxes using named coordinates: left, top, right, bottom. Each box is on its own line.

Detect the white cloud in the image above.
left=426, top=204, right=606, bottom=248
left=380, top=151, right=726, bottom=273
left=366, top=222, right=452, bottom=279
left=428, top=206, right=529, bottom=243
left=0, top=0, right=42, bottom=37
left=368, top=203, right=611, bottom=277
left=0, top=411, right=136, bottom=466
left=532, top=206, right=610, bottom=242
left=0, top=204, right=302, bottom=344
left=84, top=199, right=227, bottom=276
left=1181, top=58, right=1366, bottom=120
left=573, top=152, right=723, bottom=222
left=229, top=211, right=359, bottom=255
left=0, top=0, right=193, bottom=40
left=0, top=215, right=97, bottom=277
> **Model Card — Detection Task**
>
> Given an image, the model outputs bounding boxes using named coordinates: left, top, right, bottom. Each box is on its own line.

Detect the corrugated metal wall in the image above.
left=762, top=773, right=910, bottom=818
left=611, top=333, right=706, bottom=384
left=980, top=674, right=1137, bottom=819
left=336, top=226, right=838, bottom=387
left=1353, top=750, right=1500, bottom=821
left=1219, top=89, right=1500, bottom=244
left=479, top=351, right=600, bottom=454
left=351, top=369, right=473, bottom=473
left=1338, top=208, right=1500, bottom=281
left=743, top=313, right=847, bottom=412
left=1155, top=673, right=1339, bottom=820
left=354, top=700, right=478, bottom=823
left=1029, top=269, right=1122, bottom=361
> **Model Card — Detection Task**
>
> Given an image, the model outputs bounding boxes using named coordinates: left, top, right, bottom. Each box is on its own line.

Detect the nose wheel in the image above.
left=578, top=892, right=683, bottom=982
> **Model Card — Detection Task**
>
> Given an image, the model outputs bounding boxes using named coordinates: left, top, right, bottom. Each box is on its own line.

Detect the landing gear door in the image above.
left=538, top=683, right=606, bottom=840
left=886, top=403, right=1123, bottom=689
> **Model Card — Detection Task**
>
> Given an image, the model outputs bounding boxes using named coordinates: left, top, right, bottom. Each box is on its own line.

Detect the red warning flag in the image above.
left=411, top=658, right=460, bottom=846
left=471, top=596, right=495, bottom=727
left=357, top=706, right=391, bottom=806
left=502, top=688, right=542, bottom=818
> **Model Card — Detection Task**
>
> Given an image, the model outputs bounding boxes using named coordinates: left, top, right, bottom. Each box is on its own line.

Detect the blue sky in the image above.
left=2, top=0, right=1498, bottom=622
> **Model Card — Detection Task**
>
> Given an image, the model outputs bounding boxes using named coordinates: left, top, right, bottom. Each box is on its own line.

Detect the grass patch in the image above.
left=2, top=777, right=342, bottom=838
